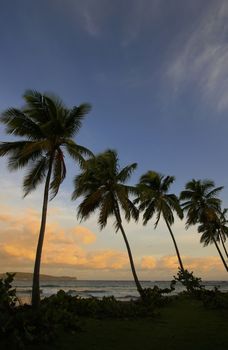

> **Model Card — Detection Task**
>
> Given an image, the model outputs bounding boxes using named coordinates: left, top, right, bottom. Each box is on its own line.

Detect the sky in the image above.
left=0, top=0, right=228, bottom=280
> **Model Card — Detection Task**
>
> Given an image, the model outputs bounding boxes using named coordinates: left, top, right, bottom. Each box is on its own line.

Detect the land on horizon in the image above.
left=1, top=272, right=227, bottom=283
left=0, top=272, right=77, bottom=281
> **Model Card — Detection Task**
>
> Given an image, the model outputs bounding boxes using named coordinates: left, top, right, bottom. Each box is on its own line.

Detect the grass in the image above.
left=30, top=296, right=228, bottom=350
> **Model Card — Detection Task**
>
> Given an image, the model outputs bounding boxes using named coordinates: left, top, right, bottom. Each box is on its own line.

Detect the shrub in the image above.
left=0, top=273, right=18, bottom=310
left=142, top=285, right=174, bottom=307
left=171, top=268, right=204, bottom=295
left=198, top=288, right=228, bottom=309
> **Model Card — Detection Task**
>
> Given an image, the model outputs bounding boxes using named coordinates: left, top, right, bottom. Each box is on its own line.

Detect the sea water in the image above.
left=13, top=279, right=228, bottom=304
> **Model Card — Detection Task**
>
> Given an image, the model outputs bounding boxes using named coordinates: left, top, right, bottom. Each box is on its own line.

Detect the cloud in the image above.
left=0, top=205, right=226, bottom=279
left=141, top=256, right=157, bottom=269
left=140, top=254, right=225, bottom=278
left=83, top=9, right=100, bottom=37
left=0, top=206, right=129, bottom=272
left=166, top=0, right=228, bottom=112
left=55, top=0, right=113, bottom=38
left=121, top=0, right=160, bottom=47
left=71, top=226, right=96, bottom=244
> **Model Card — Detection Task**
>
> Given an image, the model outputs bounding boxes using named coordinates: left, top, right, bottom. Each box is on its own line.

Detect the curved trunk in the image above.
left=113, top=204, right=144, bottom=299
left=220, top=234, right=228, bottom=259
left=213, top=238, right=228, bottom=272
left=165, top=218, right=185, bottom=272
left=32, top=154, right=54, bottom=309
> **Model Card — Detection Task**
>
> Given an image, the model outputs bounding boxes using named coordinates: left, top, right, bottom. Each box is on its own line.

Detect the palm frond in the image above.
left=117, top=163, right=137, bottom=183
left=23, top=156, right=48, bottom=196
left=65, top=104, right=91, bottom=137
left=1, top=108, right=43, bottom=139
left=98, top=195, right=115, bottom=229
left=49, top=149, right=66, bottom=200
left=0, top=141, right=32, bottom=157
left=64, top=139, right=93, bottom=167
left=23, top=90, right=50, bottom=123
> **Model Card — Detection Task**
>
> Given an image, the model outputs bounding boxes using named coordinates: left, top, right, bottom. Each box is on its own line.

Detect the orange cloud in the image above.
left=71, top=226, right=96, bottom=244
left=0, top=207, right=128, bottom=272
left=139, top=254, right=225, bottom=278
left=0, top=205, right=227, bottom=279
left=141, top=256, right=156, bottom=269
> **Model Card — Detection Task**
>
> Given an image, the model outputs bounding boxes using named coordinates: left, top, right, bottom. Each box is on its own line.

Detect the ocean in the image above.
left=14, top=279, right=228, bottom=304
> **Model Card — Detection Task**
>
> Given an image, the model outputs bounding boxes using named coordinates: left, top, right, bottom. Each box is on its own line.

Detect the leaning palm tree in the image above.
left=72, top=150, right=144, bottom=299
left=0, top=90, right=93, bottom=308
left=216, top=208, right=228, bottom=259
left=198, top=220, right=228, bottom=271
left=180, top=179, right=223, bottom=227
left=180, top=179, right=227, bottom=271
left=135, top=171, right=184, bottom=271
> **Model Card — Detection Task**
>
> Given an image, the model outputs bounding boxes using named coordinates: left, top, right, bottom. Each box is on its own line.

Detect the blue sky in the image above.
left=0, top=0, right=228, bottom=279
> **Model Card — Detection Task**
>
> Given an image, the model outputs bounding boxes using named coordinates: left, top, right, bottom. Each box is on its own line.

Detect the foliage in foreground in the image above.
left=171, top=268, right=204, bottom=294
left=0, top=275, right=80, bottom=348
left=1, top=273, right=228, bottom=349
left=42, top=290, right=156, bottom=318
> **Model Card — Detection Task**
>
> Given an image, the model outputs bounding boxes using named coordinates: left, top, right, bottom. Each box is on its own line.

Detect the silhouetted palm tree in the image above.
left=180, top=179, right=222, bottom=227
left=0, top=90, right=92, bottom=308
left=135, top=171, right=184, bottom=271
left=180, top=179, right=227, bottom=271
left=217, top=208, right=228, bottom=259
left=72, top=150, right=144, bottom=298
left=198, top=220, right=228, bottom=271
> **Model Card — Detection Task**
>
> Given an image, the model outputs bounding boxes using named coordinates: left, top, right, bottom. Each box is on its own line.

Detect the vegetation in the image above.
left=0, top=90, right=92, bottom=308
left=171, top=268, right=204, bottom=294
left=72, top=150, right=144, bottom=299
left=215, top=208, right=228, bottom=259
left=180, top=179, right=228, bottom=271
left=135, top=171, right=184, bottom=271
left=1, top=274, right=228, bottom=350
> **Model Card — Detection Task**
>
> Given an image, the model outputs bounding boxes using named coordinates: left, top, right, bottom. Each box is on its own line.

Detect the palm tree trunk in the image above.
left=213, top=238, right=228, bottom=272
left=165, top=219, right=185, bottom=271
left=32, top=154, right=54, bottom=309
left=220, top=234, right=228, bottom=259
left=113, top=204, right=144, bottom=299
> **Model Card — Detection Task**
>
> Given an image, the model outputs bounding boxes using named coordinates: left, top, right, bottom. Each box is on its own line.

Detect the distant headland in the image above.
left=0, top=272, right=77, bottom=281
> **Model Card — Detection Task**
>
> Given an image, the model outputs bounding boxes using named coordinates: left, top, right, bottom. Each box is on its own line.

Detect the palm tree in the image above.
left=0, top=90, right=93, bottom=308
left=180, top=179, right=223, bottom=227
left=180, top=179, right=228, bottom=271
left=216, top=208, right=228, bottom=259
left=198, top=220, right=228, bottom=271
left=135, top=171, right=184, bottom=271
left=72, top=150, right=145, bottom=299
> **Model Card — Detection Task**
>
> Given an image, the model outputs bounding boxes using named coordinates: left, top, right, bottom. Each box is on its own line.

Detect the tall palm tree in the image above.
left=216, top=208, right=228, bottom=259
left=180, top=179, right=223, bottom=227
left=0, top=90, right=93, bottom=308
left=198, top=220, right=228, bottom=271
left=135, top=171, right=184, bottom=271
left=72, top=150, right=145, bottom=299
left=180, top=179, right=228, bottom=271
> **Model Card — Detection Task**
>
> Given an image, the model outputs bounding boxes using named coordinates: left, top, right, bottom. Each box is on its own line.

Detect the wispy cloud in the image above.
left=166, top=0, right=228, bottom=113
left=56, top=0, right=112, bottom=38
left=121, top=0, right=160, bottom=47
left=83, top=9, right=100, bottom=37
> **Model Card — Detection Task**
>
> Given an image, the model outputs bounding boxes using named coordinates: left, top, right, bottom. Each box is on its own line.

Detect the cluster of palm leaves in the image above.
left=0, top=91, right=227, bottom=308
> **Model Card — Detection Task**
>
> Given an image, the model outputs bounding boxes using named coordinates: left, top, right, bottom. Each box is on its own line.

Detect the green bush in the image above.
left=43, top=291, right=156, bottom=318
left=0, top=273, right=18, bottom=310
left=142, top=285, right=174, bottom=307
left=198, top=288, right=228, bottom=309
left=171, top=268, right=204, bottom=295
